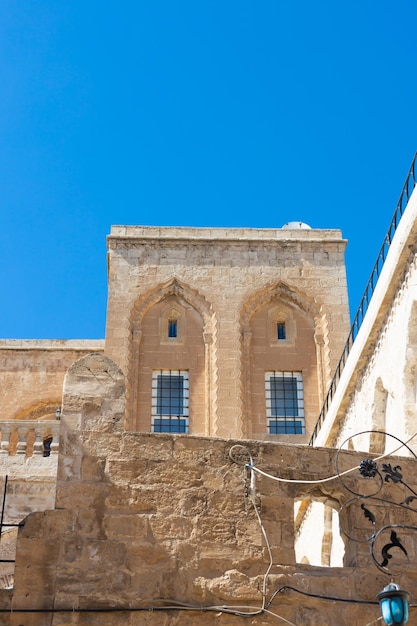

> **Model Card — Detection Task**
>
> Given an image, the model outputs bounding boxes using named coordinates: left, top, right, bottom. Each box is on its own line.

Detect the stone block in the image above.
left=103, top=513, right=149, bottom=539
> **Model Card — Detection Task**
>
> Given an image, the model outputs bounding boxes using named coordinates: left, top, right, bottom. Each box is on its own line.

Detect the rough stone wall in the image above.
left=8, top=353, right=417, bottom=626
left=0, top=444, right=59, bottom=588
left=0, top=341, right=104, bottom=421
left=105, top=227, right=350, bottom=441
left=248, top=301, right=319, bottom=439
left=0, top=476, right=57, bottom=587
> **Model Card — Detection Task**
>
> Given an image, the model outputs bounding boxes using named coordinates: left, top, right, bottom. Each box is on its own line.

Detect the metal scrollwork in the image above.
left=336, top=430, right=417, bottom=576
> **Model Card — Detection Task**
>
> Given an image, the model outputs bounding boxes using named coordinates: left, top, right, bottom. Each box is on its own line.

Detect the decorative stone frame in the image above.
left=160, top=304, right=185, bottom=345
left=12, top=400, right=62, bottom=421
left=126, top=278, right=217, bottom=433
left=268, top=304, right=296, bottom=347
left=240, top=280, right=330, bottom=437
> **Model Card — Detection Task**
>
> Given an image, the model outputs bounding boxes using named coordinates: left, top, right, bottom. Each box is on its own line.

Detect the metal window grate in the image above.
left=168, top=320, right=178, bottom=338
left=266, top=371, right=305, bottom=434
left=277, top=322, right=286, bottom=340
left=151, top=370, right=189, bottom=433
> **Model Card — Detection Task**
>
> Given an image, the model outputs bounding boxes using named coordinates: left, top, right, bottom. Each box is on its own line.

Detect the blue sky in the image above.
left=1, top=1, right=416, bottom=339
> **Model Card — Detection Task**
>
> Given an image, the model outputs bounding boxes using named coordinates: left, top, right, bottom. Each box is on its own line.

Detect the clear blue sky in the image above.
left=1, top=1, right=416, bottom=339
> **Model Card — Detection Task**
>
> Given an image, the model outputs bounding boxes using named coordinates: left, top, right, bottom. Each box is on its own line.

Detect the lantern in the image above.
left=377, top=583, right=410, bottom=626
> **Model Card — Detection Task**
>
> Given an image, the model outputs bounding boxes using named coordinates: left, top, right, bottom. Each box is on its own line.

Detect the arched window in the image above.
left=130, top=291, right=207, bottom=434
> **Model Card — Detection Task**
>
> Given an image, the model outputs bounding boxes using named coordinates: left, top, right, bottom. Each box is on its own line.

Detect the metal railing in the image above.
left=309, top=151, right=417, bottom=445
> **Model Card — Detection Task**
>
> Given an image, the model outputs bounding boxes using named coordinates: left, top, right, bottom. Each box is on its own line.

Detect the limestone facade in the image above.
left=0, top=227, right=349, bottom=447
left=106, top=226, right=350, bottom=442
left=6, top=216, right=417, bottom=624
left=0, top=340, right=104, bottom=422
left=6, top=352, right=417, bottom=626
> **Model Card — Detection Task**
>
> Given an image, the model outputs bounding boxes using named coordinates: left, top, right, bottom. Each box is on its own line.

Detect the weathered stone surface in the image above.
left=105, top=226, right=349, bottom=441
left=10, top=405, right=417, bottom=626
left=0, top=341, right=104, bottom=422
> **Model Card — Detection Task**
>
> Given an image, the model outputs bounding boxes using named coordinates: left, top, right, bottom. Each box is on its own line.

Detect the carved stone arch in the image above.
left=126, top=278, right=217, bottom=433
left=240, top=280, right=330, bottom=438
left=8, top=399, right=62, bottom=456
left=130, top=278, right=214, bottom=332
left=240, top=280, right=322, bottom=330
left=12, top=400, right=62, bottom=421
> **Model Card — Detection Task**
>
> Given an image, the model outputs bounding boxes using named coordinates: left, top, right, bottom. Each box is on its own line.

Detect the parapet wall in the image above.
left=8, top=353, right=417, bottom=626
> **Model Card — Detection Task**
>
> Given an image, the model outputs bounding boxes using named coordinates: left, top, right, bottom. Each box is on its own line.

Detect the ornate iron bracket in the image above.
left=336, top=431, right=417, bottom=576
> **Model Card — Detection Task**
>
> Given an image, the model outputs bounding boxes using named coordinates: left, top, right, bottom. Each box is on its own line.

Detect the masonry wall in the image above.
left=0, top=450, right=58, bottom=588
left=0, top=341, right=104, bottom=421
left=8, top=353, right=417, bottom=626
left=105, top=226, right=350, bottom=442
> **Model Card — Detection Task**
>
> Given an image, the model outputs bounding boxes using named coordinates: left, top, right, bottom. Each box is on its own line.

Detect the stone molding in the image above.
left=126, top=277, right=217, bottom=433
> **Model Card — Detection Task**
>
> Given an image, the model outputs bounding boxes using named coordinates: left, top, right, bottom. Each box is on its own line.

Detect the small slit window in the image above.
left=277, top=322, right=286, bottom=340
left=168, top=319, right=178, bottom=338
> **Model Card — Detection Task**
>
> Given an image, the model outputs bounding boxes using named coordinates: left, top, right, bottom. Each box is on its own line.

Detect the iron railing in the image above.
left=309, top=151, right=417, bottom=445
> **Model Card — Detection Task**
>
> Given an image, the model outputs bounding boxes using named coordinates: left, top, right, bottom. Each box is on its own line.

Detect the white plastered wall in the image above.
left=316, top=185, right=417, bottom=454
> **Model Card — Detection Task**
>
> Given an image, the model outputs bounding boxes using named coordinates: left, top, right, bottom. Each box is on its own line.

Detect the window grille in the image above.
left=168, top=319, right=178, bottom=338
left=266, top=371, right=305, bottom=434
left=277, top=322, right=286, bottom=340
left=152, top=370, right=189, bottom=433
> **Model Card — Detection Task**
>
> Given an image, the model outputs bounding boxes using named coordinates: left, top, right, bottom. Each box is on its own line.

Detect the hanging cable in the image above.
left=230, top=431, right=417, bottom=487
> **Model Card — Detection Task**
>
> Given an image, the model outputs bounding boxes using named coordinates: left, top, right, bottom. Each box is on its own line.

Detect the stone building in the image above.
left=105, top=224, right=349, bottom=440
left=0, top=153, right=417, bottom=625
left=313, top=161, right=417, bottom=452
left=296, top=153, right=417, bottom=578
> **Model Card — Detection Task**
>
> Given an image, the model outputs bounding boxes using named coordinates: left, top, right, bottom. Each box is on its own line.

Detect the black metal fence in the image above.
left=309, top=152, right=417, bottom=445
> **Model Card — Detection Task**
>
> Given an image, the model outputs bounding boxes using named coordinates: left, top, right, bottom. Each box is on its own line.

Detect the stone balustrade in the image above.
left=0, top=421, right=60, bottom=457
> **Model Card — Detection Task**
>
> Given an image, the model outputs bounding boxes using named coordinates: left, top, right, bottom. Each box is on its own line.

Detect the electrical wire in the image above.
left=5, top=436, right=416, bottom=621
left=230, top=430, right=417, bottom=487
left=365, top=617, right=384, bottom=626
left=229, top=440, right=417, bottom=625
left=266, top=585, right=380, bottom=608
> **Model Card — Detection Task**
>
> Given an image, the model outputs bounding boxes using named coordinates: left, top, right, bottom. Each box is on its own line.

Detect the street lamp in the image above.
left=377, top=583, right=410, bottom=625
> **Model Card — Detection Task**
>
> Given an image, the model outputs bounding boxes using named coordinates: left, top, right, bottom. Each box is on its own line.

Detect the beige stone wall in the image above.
left=0, top=340, right=104, bottom=422
left=132, top=295, right=206, bottom=433
left=106, top=227, right=350, bottom=442
left=8, top=353, right=417, bottom=626
left=247, top=301, right=319, bottom=439
left=0, top=449, right=58, bottom=588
